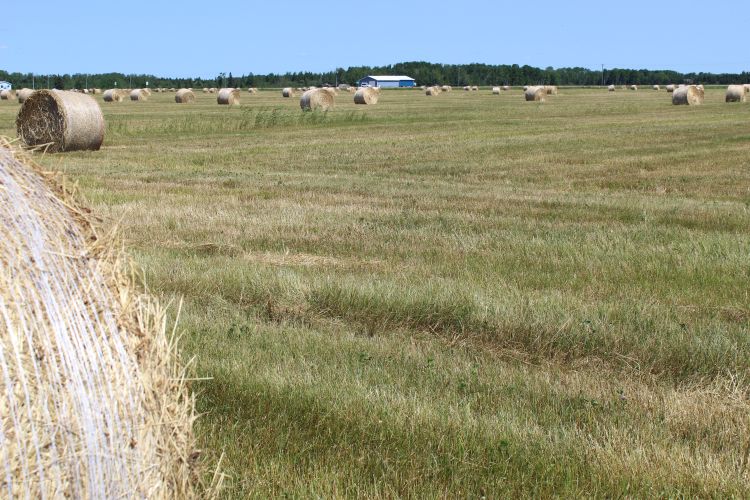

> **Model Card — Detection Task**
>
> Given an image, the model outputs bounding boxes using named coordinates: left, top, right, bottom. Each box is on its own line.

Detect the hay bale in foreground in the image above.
left=129, top=89, right=148, bottom=101
left=0, top=139, right=200, bottom=497
left=16, top=90, right=105, bottom=153
left=0, top=89, right=16, bottom=100
left=492, top=87, right=501, bottom=95
left=725, top=85, right=746, bottom=103
left=354, top=87, right=378, bottom=105
left=300, top=88, right=334, bottom=111
left=175, top=88, right=195, bottom=103
left=524, top=86, right=546, bottom=102
left=17, top=88, right=33, bottom=103
left=608, top=85, right=616, bottom=92
left=672, top=85, right=704, bottom=105
left=282, top=87, right=295, bottom=98
left=217, top=88, right=240, bottom=105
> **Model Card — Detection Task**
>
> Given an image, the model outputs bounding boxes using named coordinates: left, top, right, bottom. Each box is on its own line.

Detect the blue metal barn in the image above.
left=356, top=75, right=416, bottom=88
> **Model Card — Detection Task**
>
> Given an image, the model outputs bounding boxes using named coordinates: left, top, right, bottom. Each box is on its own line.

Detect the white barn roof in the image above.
left=362, top=75, right=415, bottom=81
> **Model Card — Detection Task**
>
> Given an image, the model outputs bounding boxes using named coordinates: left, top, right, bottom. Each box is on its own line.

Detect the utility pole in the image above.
left=32, top=74, right=35, bottom=89
left=601, top=64, right=605, bottom=87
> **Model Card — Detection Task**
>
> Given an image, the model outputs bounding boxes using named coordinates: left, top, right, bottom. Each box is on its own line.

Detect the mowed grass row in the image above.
left=1, top=88, right=748, bottom=496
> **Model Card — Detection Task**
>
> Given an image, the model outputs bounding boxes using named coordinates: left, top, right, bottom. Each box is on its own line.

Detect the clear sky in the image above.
left=2, top=1, right=747, bottom=77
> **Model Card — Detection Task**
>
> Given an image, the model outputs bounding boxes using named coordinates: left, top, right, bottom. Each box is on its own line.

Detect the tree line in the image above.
left=2, top=62, right=748, bottom=90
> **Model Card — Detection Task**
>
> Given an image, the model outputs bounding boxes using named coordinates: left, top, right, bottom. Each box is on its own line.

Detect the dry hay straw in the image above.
left=492, top=87, right=501, bottom=95
left=744, top=84, right=750, bottom=93
left=217, top=88, right=240, bottom=105
left=129, top=89, right=148, bottom=101
left=282, top=87, right=295, bottom=98
left=0, top=138, right=208, bottom=498
left=141, top=88, right=152, bottom=97
left=1, top=89, right=16, bottom=100
left=425, top=86, right=440, bottom=96
left=652, top=84, right=660, bottom=91
left=672, top=85, right=704, bottom=105
left=102, top=89, right=126, bottom=102
left=666, top=84, right=675, bottom=92
left=725, top=85, right=746, bottom=103
left=16, top=90, right=105, bottom=153
left=353, top=87, right=378, bottom=105
left=463, top=86, right=471, bottom=91
left=175, top=88, right=196, bottom=103
left=608, top=85, right=616, bottom=92
left=17, top=89, right=34, bottom=104
left=300, top=88, right=334, bottom=111
left=544, top=85, right=558, bottom=95
left=441, top=85, right=452, bottom=92
left=524, top=86, right=546, bottom=102
left=322, top=87, right=338, bottom=96
left=502, top=85, right=510, bottom=91
left=630, top=85, right=638, bottom=91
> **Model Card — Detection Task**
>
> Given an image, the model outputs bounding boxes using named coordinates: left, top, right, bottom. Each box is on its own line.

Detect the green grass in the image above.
left=2, top=87, right=749, bottom=497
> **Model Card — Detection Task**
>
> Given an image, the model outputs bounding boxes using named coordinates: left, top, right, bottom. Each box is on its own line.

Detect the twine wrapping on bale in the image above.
left=217, top=88, right=240, bottom=105
left=175, top=89, right=195, bottom=104
left=300, top=88, right=334, bottom=111
left=524, top=86, right=546, bottom=102
left=492, top=87, right=501, bottom=95
left=1, top=89, right=16, bottom=100
left=16, top=90, right=105, bottom=153
left=672, top=85, right=704, bottom=105
left=17, top=89, right=34, bottom=104
left=353, top=87, right=378, bottom=105
left=0, top=138, right=203, bottom=498
left=282, top=87, right=295, bottom=98
left=129, top=89, right=148, bottom=101
left=725, top=85, right=746, bottom=103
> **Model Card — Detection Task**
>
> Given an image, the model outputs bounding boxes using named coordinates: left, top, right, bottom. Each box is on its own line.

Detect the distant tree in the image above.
left=228, top=72, right=235, bottom=87
left=53, top=76, right=65, bottom=90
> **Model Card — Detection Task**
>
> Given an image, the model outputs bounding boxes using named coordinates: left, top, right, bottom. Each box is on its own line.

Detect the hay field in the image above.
left=2, top=87, right=749, bottom=497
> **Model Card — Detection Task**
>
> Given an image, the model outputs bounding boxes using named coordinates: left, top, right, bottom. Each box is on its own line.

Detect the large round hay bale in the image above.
left=653, top=85, right=660, bottom=91
left=300, top=88, right=334, bottom=111
left=425, top=86, right=440, bottom=96
left=175, top=88, right=195, bottom=103
left=282, top=87, right=295, bottom=97
left=141, top=88, right=152, bottom=97
left=524, top=86, right=546, bottom=102
left=0, top=138, right=198, bottom=498
left=247, top=88, right=258, bottom=94
left=217, top=88, right=240, bottom=105
left=471, top=85, right=479, bottom=91
left=354, top=87, right=378, bottom=105
left=441, top=85, right=452, bottom=92
left=630, top=85, right=638, bottom=91
left=17, top=88, right=34, bottom=104
left=102, top=89, right=125, bottom=102
left=744, top=84, right=750, bottom=93
left=725, top=85, right=746, bottom=103
left=544, top=85, right=558, bottom=95
left=666, top=84, right=675, bottom=93
left=0, top=89, right=16, bottom=100
left=672, top=85, right=704, bottom=105
left=322, top=87, right=338, bottom=96
left=523, top=85, right=529, bottom=91
left=92, top=88, right=102, bottom=94
left=129, top=89, right=148, bottom=101
left=608, top=85, right=616, bottom=92
left=502, top=85, right=510, bottom=91
left=463, top=86, right=471, bottom=91
left=16, top=90, right=105, bottom=153
left=492, top=87, right=501, bottom=95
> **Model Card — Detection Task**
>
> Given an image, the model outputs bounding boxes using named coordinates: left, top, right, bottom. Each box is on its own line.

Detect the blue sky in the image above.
left=2, top=1, right=747, bottom=77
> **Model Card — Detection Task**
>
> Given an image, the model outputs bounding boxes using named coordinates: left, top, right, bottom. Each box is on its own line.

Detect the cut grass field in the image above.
left=2, top=87, right=749, bottom=497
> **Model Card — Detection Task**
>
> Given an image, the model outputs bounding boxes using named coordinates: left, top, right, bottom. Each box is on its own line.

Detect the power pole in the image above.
left=601, top=64, right=605, bottom=87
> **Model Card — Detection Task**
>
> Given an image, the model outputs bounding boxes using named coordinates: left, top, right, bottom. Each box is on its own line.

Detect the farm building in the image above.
left=0, top=81, right=12, bottom=91
left=356, top=75, right=416, bottom=88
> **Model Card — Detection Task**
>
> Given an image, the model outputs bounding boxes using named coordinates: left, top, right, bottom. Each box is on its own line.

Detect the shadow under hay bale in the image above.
left=0, top=138, right=201, bottom=497
left=16, top=90, right=105, bottom=153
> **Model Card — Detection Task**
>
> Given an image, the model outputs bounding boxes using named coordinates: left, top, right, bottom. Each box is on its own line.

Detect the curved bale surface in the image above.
left=0, top=89, right=16, bottom=100
left=653, top=85, right=660, bottom=90
left=175, top=88, right=195, bottom=103
left=282, top=87, right=295, bottom=98
left=425, top=86, right=440, bottom=96
left=492, top=87, right=501, bottom=95
left=103, top=89, right=125, bottom=102
left=16, top=90, right=105, bottom=153
left=129, top=89, right=148, bottom=101
left=354, top=87, right=378, bottom=105
left=441, top=85, right=452, bottom=92
left=725, top=85, right=745, bottom=103
left=666, top=84, right=675, bottom=92
left=217, top=88, right=240, bottom=105
left=524, top=86, right=546, bottom=102
left=630, top=85, right=638, bottom=91
left=0, top=139, right=199, bottom=498
left=17, top=88, right=34, bottom=103
left=300, top=88, right=334, bottom=111
left=672, top=85, right=704, bottom=105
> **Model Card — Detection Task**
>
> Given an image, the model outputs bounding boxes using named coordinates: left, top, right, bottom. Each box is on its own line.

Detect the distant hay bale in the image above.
left=93, top=88, right=102, bottom=94
left=16, top=90, right=105, bottom=153
left=471, top=85, right=478, bottom=91
left=608, top=85, right=616, bottom=92
left=441, top=85, right=452, bottom=92
left=248, top=88, right=258, bottom=94
left=672, top=85, right=704, bottom=105
left=282, top=87, right=295, bottom=97
left=202, top=88, right=209, bottom=93
left=0, top=89, right=16, bottom=100
left=744, top=84, right=750, bottom=93
left=347, top=86, right=356, bottom=92
left=208, top=88, right=217, bottom=93
left=102, top=89, right=126, bottom=102
left=426, top=86, right=440, bottom=96
left=175, top=88, right=195, bottom=103
left=142, top=88, right=152, bottom=97
left=217, top=88, right=240, bottom=105
left=354, top=87, right=378, bottom=105
left=322, top=87, right=338, bottom=96
left=502, top=85, right=510, bottom=91
left=544, top=85, right=558, bottom=95
left=630, top=85, right=638, bottom=91
left=300, top=88, right=334, bottom=111
left=666, top=84, right=675, bottom=92
left=0, top=138, right=199, bottom=498
left=463, top=86, right=471, bottom=91
left=653, top=85, right=660, bottom=91
left=725, top=85, right=746, bottom=103
left=129, top=89, right=148, bottom=101
left=523, top=85, right=529, bottom=91
left=525, top=86, right=546, bottom=102
left=17, top=88, right=34, bottom=104
left=492, top=87, right=501, bottom=94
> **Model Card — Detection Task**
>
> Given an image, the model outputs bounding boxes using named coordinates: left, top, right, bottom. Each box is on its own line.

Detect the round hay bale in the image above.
left=300, top=88, right=334, bottom=111
left=652, top=84, right=660, bottom=91
left=0, top=89, right=16, bottom=100
left=92, top=88, right=102, bottom=94
left=17, top=88, right=34, bottom=104
left=282, top=87, right=295, bottom=98
left=202, top=88, right=209, bottom=93
left=524, top=86, right=546, bottom=102
left=353, top=87, right=378, bottom=105
left=672, top=85, right=704, bottom=105
left=441, top=85, right=452, bottom=92
left=217, top=88, right=240, bottom=105
left=471, top=85, right=479, bottom=91
left=425, top=86, right=440, bottom=96
left=630, top=85, right=638, bottom=91
left=608, top=85, right=616, bottom=92
left=175, top=88, right=195, bottom=103
left=523, top=85, right=529, bottom=91
left=322, top=87, right=338, bottom=96
left=0, top=138, right=199, bottom=498
left=16, top=90, right=105, bottom=153
left=725, top=85, right=746, bottom=103
left=141, top=88, right=152, bottom=97
left=463, top=86, right=471, bottom=91
left=248, top=88, right=258, bottom=94
left=129, top=89, right=148, bottom=101
left=744, top=84, right=750, bottom=93
left=492, top=87, right=501, bottom=95
left=545, top=85, right=558, bottom=95
left=503, top=85, right=510, bottom=91
left=666, top=84, right=675, bottom=93
left=102, top=89, right=125, bottom=102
